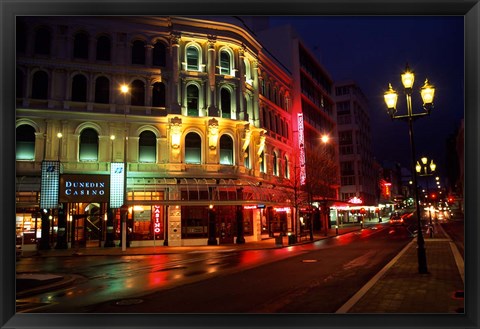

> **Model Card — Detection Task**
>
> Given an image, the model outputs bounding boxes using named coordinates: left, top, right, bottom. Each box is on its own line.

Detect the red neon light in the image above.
left=152, top=205, right=162, bottom=234
left=348, top=196, right=363, bottom=204
left=274, top=207, right=291, bottom=213
left=297, top=113, right=306, bottom=186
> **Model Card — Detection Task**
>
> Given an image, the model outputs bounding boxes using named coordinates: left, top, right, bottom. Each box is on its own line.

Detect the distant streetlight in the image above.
left=384, top=64, right=436, bottom=274
left=321, top=134, right=330, bottom=144
left=416, top=157, right=436, bottom=237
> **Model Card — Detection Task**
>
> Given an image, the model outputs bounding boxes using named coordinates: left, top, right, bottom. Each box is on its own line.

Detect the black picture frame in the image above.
left=2, top=1, right=478, bottom=328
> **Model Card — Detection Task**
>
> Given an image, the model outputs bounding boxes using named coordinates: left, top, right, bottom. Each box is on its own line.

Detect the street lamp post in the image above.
left=120, top=84, right=129, bottom=251
left=384, top=64, right=436, bottom=274
left=416, top=157, right=436, bottom=237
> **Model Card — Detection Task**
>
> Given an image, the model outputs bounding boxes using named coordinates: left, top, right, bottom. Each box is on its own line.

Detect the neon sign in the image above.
left=348, top=196, right=363, bottom=204
left=152, top=205, right=162, bottom=235
left=297, top=113, right=306, bottom=186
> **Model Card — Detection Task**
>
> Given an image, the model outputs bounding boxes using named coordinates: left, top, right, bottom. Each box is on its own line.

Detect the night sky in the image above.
left=267, top=16, right=464, bottom=179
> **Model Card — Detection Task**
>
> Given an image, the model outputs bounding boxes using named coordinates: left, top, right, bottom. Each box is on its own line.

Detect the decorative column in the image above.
left=207, top=37, right=219, bottom=116
left=252, top=60, right=260, bottom=126
left=104, top=207, right=116, bottom=247
left=55, top=203, right=68, bottom=249
left=207, top=205, right=218, bottom=245
left=236, top=189, right=245, bottom=244
left=38, top=209, right=51, bottom=250
left=238, top=47, right=248, bottom=121
left=170, top=33, right=181, bottom=114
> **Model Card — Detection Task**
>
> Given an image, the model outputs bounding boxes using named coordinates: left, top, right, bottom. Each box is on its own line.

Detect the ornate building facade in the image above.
left=16, top=16, right=337, bottom=249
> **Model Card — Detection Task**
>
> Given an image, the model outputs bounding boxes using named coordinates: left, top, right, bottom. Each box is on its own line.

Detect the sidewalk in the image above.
left=16, top=220, right=465, bottom=313
left=338, top=222, right=465, bottom=313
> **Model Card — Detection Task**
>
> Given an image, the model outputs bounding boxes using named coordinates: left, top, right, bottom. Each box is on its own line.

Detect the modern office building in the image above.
left=256, top=24, right=340, bottom=232
left=16, top=16, right=304, bottom=249
left=334, top=81, right=376, bottom=205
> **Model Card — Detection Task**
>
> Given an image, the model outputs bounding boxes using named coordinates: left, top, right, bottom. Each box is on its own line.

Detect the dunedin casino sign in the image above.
left=59, top=174, right=110, bottom=203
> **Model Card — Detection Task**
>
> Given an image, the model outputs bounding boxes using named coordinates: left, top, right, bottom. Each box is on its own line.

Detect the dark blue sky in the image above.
left=268, top=16, right=464, bottom=179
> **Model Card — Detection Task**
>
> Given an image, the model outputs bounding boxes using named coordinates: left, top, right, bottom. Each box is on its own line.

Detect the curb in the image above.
left=16, top=275, right=79, bottom=299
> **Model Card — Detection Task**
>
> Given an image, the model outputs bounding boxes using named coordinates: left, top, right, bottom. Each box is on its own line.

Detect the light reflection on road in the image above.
left=17, top=226, right=390, bottom=312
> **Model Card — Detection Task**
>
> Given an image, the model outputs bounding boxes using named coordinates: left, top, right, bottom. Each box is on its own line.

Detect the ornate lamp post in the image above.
left=416, top=157, right=436, bottom=237
left=120, top=84, right=129, bottom=251
left=383, top=64, right=436, bottom=274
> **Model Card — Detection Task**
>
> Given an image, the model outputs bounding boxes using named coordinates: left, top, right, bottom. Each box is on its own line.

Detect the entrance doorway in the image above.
left=217, top=206, right=235, bottom=244
left=70, top=203, right=105, bottom=248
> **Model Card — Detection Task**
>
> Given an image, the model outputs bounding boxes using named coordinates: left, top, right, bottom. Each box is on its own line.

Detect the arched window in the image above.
left=139, top=130, right=156, bottom=163
left=130, top=80, right=145, bottom=106
left=219, top=49, right=231, bottom=75
left=219, top=135, right=233, bottom=165
left=152, top=82, right=166, bottom=107
left=79, top=128, right=98, bottom=161
left=153, top=41, right=166, bottom=67
left=186, top=45, right=199, bottom=71
left=284, top=155, right=289, bottom=179
left=244, top=145, right=250, bottom=169
left=72, top=74, right=87, bottom=102
left=94, top=76, right=110, bottom=104
left=16, top=124, right=36, bottom=160
left=96, top=35, right=111, bottom=61
left=132, top=40, right=146, bottom=65
left=16, top=21, right=27, bottom=54
left=273, top=152, right=278, bottom=176
left=244, top=58, right=252, bottom=84
left=31, top=71, right=48, bottom=99
left=260, top=151, right=265, bottom=173
left=185, top=132, right=201, bottom=164
left=220, top=88, right=231, bottom=119
left=73, top=32, right=89, bottom=59
left=186, top=84, right=199, bottom=116
left=34, top=27, right=51, bottom=55
left=16, top=69, right=25, bottom=98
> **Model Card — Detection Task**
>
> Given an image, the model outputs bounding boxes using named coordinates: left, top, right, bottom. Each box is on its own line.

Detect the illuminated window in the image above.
left=244, top=58, right=252, bottom=83
left=187, top=84, right=199, bottom=116
left=16, top=124, right=35, bottom=160
left=219, top=49, right=231, bottom=75
left=72, top=74, right=87, bottom=102
left=219, top=135, right=233, bottom=165
left=273, top=152, right=278, bottom=176
left=260, top=151, right=265, bottom=173
left=94, top=76, right=110, bottom=104
left=220, top=88, right=231, bottom=118
left=73, top=31, right=89, bottom=59
left=185, top=132, right=201, bottom=164
left=139, top=130, right=156, bottom=163
left=186, top=46, right=199, bottom=71
left=79, top=128, right=98, bottom=161
left=132, top=40, right=146, bottom=65
left=284, top=156, right=289, bottom=179
left=96, top=35, right=111, bottom=61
